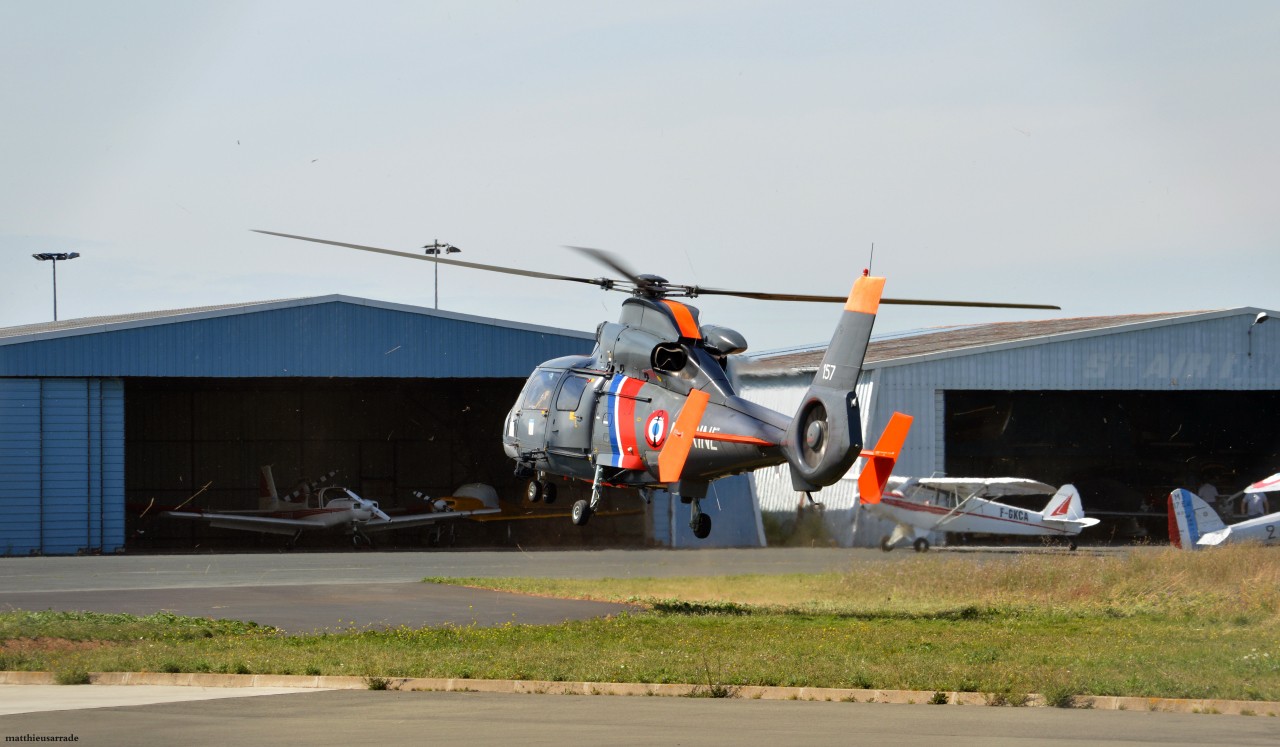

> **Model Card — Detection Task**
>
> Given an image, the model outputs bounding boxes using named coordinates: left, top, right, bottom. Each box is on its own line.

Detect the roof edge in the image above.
left=0, top=295, right=594, bottom=347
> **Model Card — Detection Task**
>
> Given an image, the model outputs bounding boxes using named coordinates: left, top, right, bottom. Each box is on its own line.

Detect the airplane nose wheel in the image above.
left=571, top=499, right=592, bottom=526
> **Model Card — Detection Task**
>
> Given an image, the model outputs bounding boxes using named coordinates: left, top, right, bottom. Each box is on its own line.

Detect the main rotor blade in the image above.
left=253, top=230, right=617, bottom=288
left=692, top=287, right=1059, bottom=310
left=564, top=245, right=641, bottom=283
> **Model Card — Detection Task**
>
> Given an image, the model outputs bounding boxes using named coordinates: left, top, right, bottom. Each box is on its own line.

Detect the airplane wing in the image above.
left=360, top=506, right=501, bottom=533
left=1245, top=473, right=1280, bottom=494
left=161, top=510, right=332, bottom=536
left=911, top=477, right=1057, bottom=497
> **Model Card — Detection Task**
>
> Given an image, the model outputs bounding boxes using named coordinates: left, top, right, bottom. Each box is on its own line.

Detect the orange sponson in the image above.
left=657, top=389, right=711, bottom=482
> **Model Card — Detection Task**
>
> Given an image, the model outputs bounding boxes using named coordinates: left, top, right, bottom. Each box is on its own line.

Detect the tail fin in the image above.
left=1167, top=488, right=1224, bottom=549
left=1042, top=484, right=1084, bottom=521
left=782, top=275, right=884, bottom=491
left=258, top=465, right=279, bottom=510
left=857, top=412, right=913, bottom=504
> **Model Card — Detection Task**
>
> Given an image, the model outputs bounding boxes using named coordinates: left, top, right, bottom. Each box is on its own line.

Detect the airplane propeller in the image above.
left=254, top=230, right=1060, bottom=310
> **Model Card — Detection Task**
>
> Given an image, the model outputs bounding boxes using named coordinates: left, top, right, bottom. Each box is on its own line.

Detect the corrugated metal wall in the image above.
left=0, top=378, right=124, bottom=555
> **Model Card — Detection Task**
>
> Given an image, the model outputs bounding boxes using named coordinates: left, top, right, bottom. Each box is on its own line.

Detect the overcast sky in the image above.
left=2, top=1, right=1277, bottom=351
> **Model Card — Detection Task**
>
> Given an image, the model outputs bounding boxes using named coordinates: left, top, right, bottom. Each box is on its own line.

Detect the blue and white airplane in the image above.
left=1168, top=473, right=1280, bottom=549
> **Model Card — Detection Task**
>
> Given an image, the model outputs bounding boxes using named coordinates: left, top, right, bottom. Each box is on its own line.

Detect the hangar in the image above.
left=0, top=296, right=628, bottom=555
left=732, top=307, right=1280, bottom=547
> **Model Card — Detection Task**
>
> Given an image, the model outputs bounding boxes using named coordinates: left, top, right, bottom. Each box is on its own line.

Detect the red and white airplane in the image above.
left=856, top=414, right=1099, bottom=552
left=162, top=466, right=500, bottom=547
left=1168, top=472, right=1279, bottom=549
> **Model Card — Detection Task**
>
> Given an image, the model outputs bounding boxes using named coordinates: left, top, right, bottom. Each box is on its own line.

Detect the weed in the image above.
left=54, top=667, right=90, bottom=685
left=984, top=689, right=1030, bottom=707
left=364, top=675, right=392, bottom=691
left=930, top=691, right=950, bottom=705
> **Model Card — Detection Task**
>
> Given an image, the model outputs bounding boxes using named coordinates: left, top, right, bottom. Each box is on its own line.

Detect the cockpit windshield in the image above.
left=521, top=369, right=562, bottom=410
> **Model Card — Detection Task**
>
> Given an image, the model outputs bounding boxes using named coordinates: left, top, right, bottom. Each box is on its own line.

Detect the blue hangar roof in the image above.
left=0, top=296, right=596, bottom=378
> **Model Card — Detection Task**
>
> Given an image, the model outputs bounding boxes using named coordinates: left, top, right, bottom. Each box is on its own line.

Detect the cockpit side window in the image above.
left=556, top=375, right=592, bottom=411
left=521, top=369, right=562, bottom=410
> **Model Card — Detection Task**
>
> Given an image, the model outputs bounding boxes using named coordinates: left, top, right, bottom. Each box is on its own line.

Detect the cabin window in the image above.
left=556, top=375, right=592, bottom=411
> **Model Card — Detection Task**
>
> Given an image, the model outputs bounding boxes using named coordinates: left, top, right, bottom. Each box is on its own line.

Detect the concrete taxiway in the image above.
left=5, top=547, right=1268, bottom=747
left=2, top=688, right=1276, bottom=747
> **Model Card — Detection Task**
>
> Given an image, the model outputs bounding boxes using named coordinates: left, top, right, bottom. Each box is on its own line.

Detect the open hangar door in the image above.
left=944, top=390, right=1280, bottom=543
left=125, top=378, right=645, bottom=550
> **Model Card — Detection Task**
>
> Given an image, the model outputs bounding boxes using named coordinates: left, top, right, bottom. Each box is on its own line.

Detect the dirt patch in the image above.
left=0, top=638, right=114, bottom=654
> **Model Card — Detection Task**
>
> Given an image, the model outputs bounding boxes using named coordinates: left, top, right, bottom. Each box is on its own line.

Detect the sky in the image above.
left=2, top=0, right=1278, bottom=352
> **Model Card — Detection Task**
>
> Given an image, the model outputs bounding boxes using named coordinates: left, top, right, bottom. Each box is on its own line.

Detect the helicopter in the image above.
left=255, top=230, right=1057, bottom=539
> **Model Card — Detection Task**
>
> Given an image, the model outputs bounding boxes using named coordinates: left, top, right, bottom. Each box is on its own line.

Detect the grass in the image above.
left=1, top=546, right=1277, bottom=702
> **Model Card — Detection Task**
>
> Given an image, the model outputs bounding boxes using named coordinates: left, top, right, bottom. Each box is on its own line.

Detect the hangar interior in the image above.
left=128, top=377, right=645, bottom=549
left=945, top=389, right=1280, bottom=536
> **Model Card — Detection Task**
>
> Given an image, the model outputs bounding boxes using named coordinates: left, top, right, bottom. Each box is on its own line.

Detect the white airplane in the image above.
left=856, top=414, right=1099, bottom=552
left=162, top=466, right=501, bottom=547
left=1167, top=473, right=1279, bottom=549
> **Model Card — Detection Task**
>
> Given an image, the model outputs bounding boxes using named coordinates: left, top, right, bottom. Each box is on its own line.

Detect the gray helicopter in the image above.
left=256, top=231, right=1056, bottom=539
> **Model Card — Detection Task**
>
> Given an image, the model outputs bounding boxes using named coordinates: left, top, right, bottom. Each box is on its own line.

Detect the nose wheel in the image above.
left=526, top=477, right=558, bottom=504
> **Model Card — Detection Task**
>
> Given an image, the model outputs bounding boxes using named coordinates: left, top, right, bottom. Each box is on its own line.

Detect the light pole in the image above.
left=422, top=240, right=461, bottom=310
left=31, top=252, right=80, bottom=321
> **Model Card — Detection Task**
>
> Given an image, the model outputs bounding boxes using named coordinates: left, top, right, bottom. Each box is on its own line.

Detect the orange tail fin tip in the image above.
left=857, top=412, right=913, bottom=504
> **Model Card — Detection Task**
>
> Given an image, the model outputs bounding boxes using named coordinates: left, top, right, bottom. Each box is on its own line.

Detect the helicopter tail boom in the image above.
left=782, top=275, right=884, bottom=491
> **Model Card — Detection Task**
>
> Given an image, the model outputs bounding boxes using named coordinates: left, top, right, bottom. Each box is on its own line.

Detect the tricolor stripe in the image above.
left=600, top=375, right=646, bottom=470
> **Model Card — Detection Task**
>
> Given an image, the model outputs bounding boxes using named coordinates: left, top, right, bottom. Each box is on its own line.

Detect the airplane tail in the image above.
left=258, top=465, right=279, bottom=510
left=1167, top=488, right=1225, bottom=549
left=781, top=275, right=884, bottom=491
left=856, top=412, right=913, bottom=504
left=1040, top=484, right=1100, bottom=530
left=1042, top=484, right=1084, bottom=521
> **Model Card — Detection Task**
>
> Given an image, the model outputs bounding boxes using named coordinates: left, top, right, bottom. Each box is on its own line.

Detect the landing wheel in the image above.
left=352, top=533, right=373, bottom=549
left=1067, top=539, right=1078, bottom=551
left=526, top=479, right=543, bottom=503
left=691, top=513, right=712, bottom=539
left=880, top=536, right=894, bottom=552
left=571, top=499, right=593, bottom=526
left=912, top=537, right=930, bottom=553
left=542, top=482, right=557, bottom=505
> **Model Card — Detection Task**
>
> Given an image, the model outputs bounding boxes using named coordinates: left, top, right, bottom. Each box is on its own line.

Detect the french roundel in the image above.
left=645, top=410, right=670, bottom=448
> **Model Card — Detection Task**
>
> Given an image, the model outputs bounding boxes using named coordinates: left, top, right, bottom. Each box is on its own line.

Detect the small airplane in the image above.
left=1167, top=474, right=1279, bottom=549
left=256, top=229, right=1057, bottom=540
left=855, top=415, right=1099, bottom=551
left=162, top=466, right=501, bottom=547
